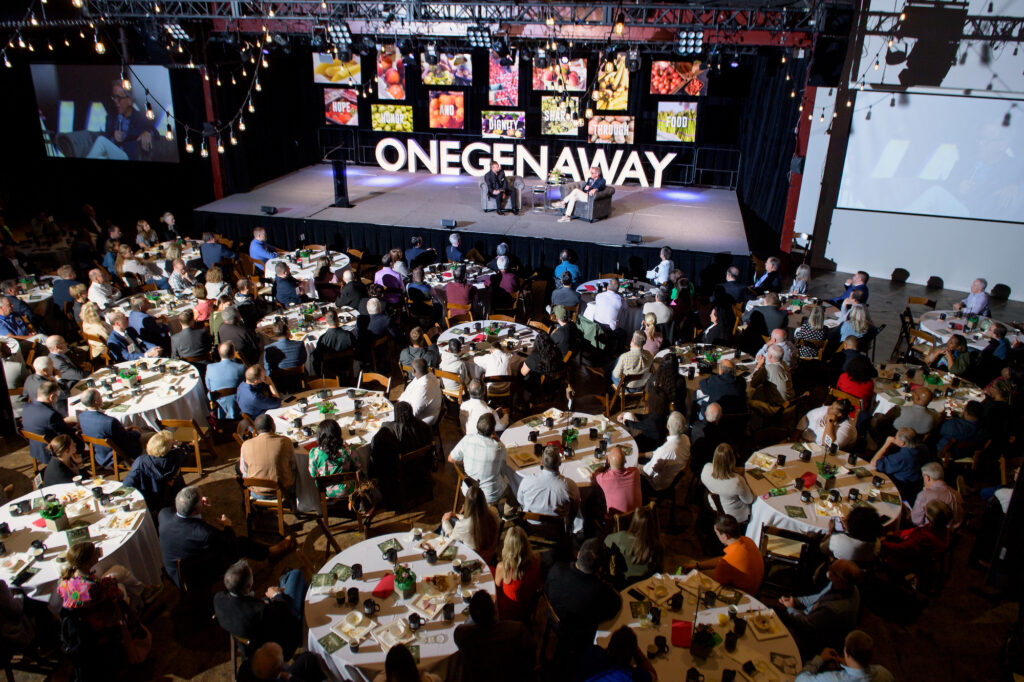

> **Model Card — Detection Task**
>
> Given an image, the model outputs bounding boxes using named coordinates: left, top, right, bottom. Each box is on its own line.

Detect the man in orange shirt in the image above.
left=682, top=514, right=764, bottom=594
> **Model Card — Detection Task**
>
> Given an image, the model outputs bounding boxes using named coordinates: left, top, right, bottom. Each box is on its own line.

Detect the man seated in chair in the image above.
left=517, top=444, right=581, bottom=531
left=555, top=166, right=606, bottom=223
left=206, top=342, right=246, bottom=419
left=611, top=331, right=652, bottom=393
left=263, top=319, right=307, bottom=375
left=776, top=560, right=862, bottom=661
left=459, top=379, right=508, bottom=435
left=171, top=309, right=213, bottom=361
left=399, top=358, right=443, bottom=426
left=106, top=311, right=161, bottom=363
left=249, top=227, right=280, bottom=272
left=0, top=297, right=45, bottom=343
left=213, top=560, right=304, bottom=661
left=77, top=388, right=152, bottom=468
left=681, top=514, right=763, bottom=594
left=200, top=232, right=235, bottom=270
left=237, top=365, right=282, bottom=418
left=640, top=411, right=690, bottom=497
left=22, top=356, right=69, bottom=416
left=240, top=415, right=296, bottom=501
left=44, top=335, right=90, bottom=391
left=1, top=279, right=46, bottom=332
left=22, top=381, right=79, bottom=466
left=484, top=161, right=516, bottom=216
left=273, top=262, right=306, bottom=308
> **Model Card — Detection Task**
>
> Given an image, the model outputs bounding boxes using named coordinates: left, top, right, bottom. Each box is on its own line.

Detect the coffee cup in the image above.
left=73, top=476, right=83, bottom=486
left=349, top=641, right=360, bottom=654
left=351, top=563, right=363, bottom=579
left=91, top=486, right=104, bottom=498
left=722, top=670, right=737, bottom=682
left=363, top=599, right=380, bottom=616
left=122, top=503, right=132, bottom=513
left=703, top=590, right=716, bottom=608
left=383, top=548, right=398, bottom=564
left=648, top=606, right=661, bottom=626
left=733, top=617, right=748, bottom=637
left=409, top=613, right=422, bottom=631
left=848, top=453, right=858, bottom=466
left=848, top=488, right=860, bottom=501
left=685, top=668, right=705, bottom=682
left=654, top=635, right=668, bottom=654
left=423, top=548, right=438, bottom=564
left=800, top=490, right=812, bottom=503
left=794, top=477, right=804, bottom=491
left=461, top=588, right=473, bottom=604
left=646, top=644, right=659, bottom=659
left=412, top=527, right=423, bottom=542
left=0, top=523, right=10, bottom=537
left=872, top=476, right=884, bottom=488
left=728, top=605, right=739, bottom=621
left=545, top=417, right=554, bottom=428
left=776, top=454, right=787, bottom=467
left=725, top=631, right=738, bottom=652
left=669, top=592, right=683, bottom=612
left=460, top=566, right=472, bottom=584
left=347, top=587, right=359, bottom=606
left=347, top=388, right=356, bottom=399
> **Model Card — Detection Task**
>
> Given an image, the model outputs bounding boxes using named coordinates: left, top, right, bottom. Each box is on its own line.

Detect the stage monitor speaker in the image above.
left=441, top=218, right=457, bottom=229
left=626, top=234, right=642, bottom=244
left=807, top=7, right=853, bottom=88
left=332, top=159, right=353, bottom=208
left=260, top=205, right=278, bottom=215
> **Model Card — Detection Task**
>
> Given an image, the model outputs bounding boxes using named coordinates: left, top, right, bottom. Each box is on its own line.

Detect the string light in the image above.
left=165, top=124, right=173, bottom=140
left=321, top=0, right=326, bottom=8
left=899, top=10, right=906, bottom=21
left=790, top=89, right=796, bottom=98
left=203, top=71, right=209, bottom=82
left=866, top=108, right=872, bottom=120
left=859, top=81, right=865, bottom=91
left=890, top=94, right=896, bottom=107
left=200, top=139, right=208, bottom=158
left=94, top=33, right=105, bottom=54
left=185, top=136, right=194, bottom=153
left=63, top=38, right=69, bottom=47
left=248, top=100, right=255, bottom=113
left=613, top=12, right=625, bottom=34
left=241, top=66, right=247, bottom=77
left=72, top=0, right=83, bottom=7
left=154, top=2, right=161, bottom=13
left=121, top=70, right=132, bottom=90
left=546, top=14, right=555, bottom=26
left=781, top=53, right=786, bottom=64
left=238, top=117, right=246, bottom=132
left=231, top=74, right=237, bottom=85
left=230, top=132, right=238, bottom=145
left=819, top=109, right=825, bottom=123
left=262, top=56, right=269, bottom=68
left=47, top=41, right=53, bottom=51
left=785, top=73, right=790, bottom=81
left=846, top=99, right=852, bottom=107
left=3, top=53, right=10, bottom=69
left=873, top=58, right=879, bottom=70
left=18, top=36, right=25, bottom=48
left=217, top=137, right=225, bottom=154
left=798, top=103, right=804, bottom=112
left=27, top=43, right=34, bottom=52
left=216, top=75, right=222, bottom=87
left=254, top=78, right=262, bottom=92
left=145, top=100, right=155, bottom=120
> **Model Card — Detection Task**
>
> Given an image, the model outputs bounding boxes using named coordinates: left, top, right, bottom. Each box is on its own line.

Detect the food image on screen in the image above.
left=594, top=54, right=630, bottom=110
left=650, top=61, right=707, bottom=96
left=313, top=53, right=362, bottom=85
left=588, top=116, right=635, bottom=144
left=371, top=104, right=413, bottom=132
left=422, top=53, right=472, bottom=86
left=30, top=63, right=178, bottom=162
left=324, top=88, right=358, bottom=126
left=532, top=59, right=587, bottom=91
left=656, top=102, right=697, bottom=143
left=481, top=111, right=525, bottom=139
left=488, top=51, right=519, bottom=107
left=377, top=46, right=405, bottom=100
left=541, top=96, right=580, bottom=136
left=428, top=91, right=465, bottom=130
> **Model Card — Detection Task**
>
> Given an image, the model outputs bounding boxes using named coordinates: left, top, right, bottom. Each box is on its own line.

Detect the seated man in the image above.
left=592, top=278, right=623, bottom=331
left=642, top=287, right=672, bottom=325
left=51, top=265, right=84, bottom=313
left=1, top=279, right=45, bottom=332
left=545, top=538, right=621, bottom=657
left=459, top=379, right=507, bottom=435
left=44, top=335, right=89, bottom=391
left=798, top=399, right=858, bottom=450
left=827, top=270, right=870, bottom=309
left=448, top=413, right=509, bottom=506
left=337, top=269, right=368, bottom=310
left=446, top=233, right=464, bottom=263
left=550, top=305, right=582, bottom=357
left=86, top=268, right=121, bottom=308
left=550, top=272, right=582, bottom=310
left=398, top=326, right=440, bottom=371
left=21, top=381, right=79, bottom=466
left=517, top=444, right=581, bottom=522
left=698, top=358, right=748, bottom=416
left=483, top=160, right=516, bottom=215
left=646, top=247, right=674, bottom=286
left=171, top=309, right=213, bottom=361
left=925, top=334, right=971, bottom=377
left=248, top=227, right=279, bottom=271
left=795, top=630, right=895, bottom=682
left=640, top=411, right=690, bottom=494
left=0, top=297, right=45, bottom=343
left=682, top=514, right=764, bottom=594
left=128, top=295, right=171, bottom=353
left=712, top=265, right=749, bottom=306
left=743, top=291, right=788, bottom=336
left=611, top=331, right=653, bottom=392
left=77, top=388, right=148, bottom=468
left=752, top=256, right=782, bottom=294
left=749, top=344, right=795, bottom=411
left=168, top=258, right=196, bottom=295
left=755, top=328, right=797, bottom=375
left=454, top=591, right=534, bottom=682
left=400, top=358, right=443, bottom=426
left=200, top=232, right=235, bottom=269
left=236, top=364, right=282, bottom=418
left=405, top=235, right=437, bottom=268
left=912, top=461, right=964, bottom=529
left=240, top=415, right=296, bottom=499
left=954, top=278, right=990, bottom=317
left=309, top=309, right=356, bottom=374
left=555, top=165, right=606, bottom=223
left=273, top=262, right=305, bottom=308
left=868, top=428, right=926, bottom=502
left=890, top=386, right=939, bottom=435
left=593, top=445, right=642, bottom=517
left=358, top=296, right=398, bottom=342
left=206, top=342, right=246, bottom=419
left=106, top=311, right=161, bottom=363
left=689, top=402, right=726, bottom=472
left=263, top=319, right=307, bottom=374
left=777, top=560, right=862, bottom=660
left=554, top=249, right=581, bottom=286
left=22, top=355, right=68, bottom=415
left=217, top=307, right=262, bottom=365
left=213, top=560, right=303, bottom=660
left=935, top=399, right=984, bottom=453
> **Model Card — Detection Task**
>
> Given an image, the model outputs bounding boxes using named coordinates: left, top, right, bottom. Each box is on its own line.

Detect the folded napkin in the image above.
left=584, top=285, right=596, bottom=292
left=671, top=619, right=693, bottom=647
left=442, top=271, right=453, bottom=279
left=31, top=518, right=46, bottom=528
left=372, top=574, right=394, bottom=599
left=470, top=333, right=486, bottom=343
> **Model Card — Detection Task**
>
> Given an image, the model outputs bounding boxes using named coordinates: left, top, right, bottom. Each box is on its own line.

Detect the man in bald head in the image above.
left=698, top=358, right=747, bottom=417
left=778, top=559, right=862, bottom=660
left=593, top=445, right=642, bottom=517
left=893, top=386, right=939, bottom=435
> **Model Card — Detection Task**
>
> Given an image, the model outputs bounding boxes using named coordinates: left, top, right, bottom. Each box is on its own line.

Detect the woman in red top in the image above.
left=444, top=266, right=474, bottom=309
left=493, top=526, right=541, bottom=622
left=881, top=499, right=952, bottom=575
left=836, top=355, right=877, bottom=421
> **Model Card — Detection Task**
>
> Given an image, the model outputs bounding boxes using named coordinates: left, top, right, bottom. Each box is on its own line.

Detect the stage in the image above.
left=194, top=163, right=752, bottom=281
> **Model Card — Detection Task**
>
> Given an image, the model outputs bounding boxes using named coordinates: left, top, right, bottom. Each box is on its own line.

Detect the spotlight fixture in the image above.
left=466, top=26, right=491, bottom=49
left=626, top=48, right=641, bottom=73
left=326, top=22, right=352, bottom=46
left=272, top=33, right=287, bottom=47
left=614, top=12, right=625, bottom=35
left=397, top=38, right=416, bottom=60
left=425, top=42, right=439, bottom=66
left=676, top=30, right=704, bottom=57
left=535, top=46, right=550, bottom=69
left=500, top=49, right=516, bottom=68
left=165, top=23, right=190, bottom=41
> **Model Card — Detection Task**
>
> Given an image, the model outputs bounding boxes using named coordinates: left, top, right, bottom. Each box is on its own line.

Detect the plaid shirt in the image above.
left=449, top=433, right=508, bottom=504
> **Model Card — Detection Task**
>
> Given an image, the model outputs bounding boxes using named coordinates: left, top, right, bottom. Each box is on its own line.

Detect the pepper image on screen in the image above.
left=593, top=54, right=629, bottom=110
left=541, top=96, right=580, bottom=136
left=371, top=104, right=413, bottom=132
left=324, top=88, right=358, bottom=126
left=422, top=53, right=472, bottom=86
left=532, top=59, right=587, bottom=91
left=650, top=60, right=707, bottom=96
left=377, top=46, right=405, bottom=100
left=588, top=116, right=635, bottom=144
left=656, top=102, right=697, bottom=143
left=428, top=91, right=465, bottom=129
left=313, top=53, right=362, bottom=85
left=488, top=51, right=519, bottom=107
left=481, top=111, right=525, bottom=139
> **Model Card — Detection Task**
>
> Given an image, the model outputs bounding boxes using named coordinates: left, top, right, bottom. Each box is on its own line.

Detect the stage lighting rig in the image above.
left=626, top=48, right=641, bottom=72
left=675, top=30, right=703, bottom=56
left=165, top=23, right=190, bottom=41
left=467, top=26, right=492, bottom=49
left=326, top=22, right=352, bottom=46
left=425, top=42, right=439, bottom=65
left=337, top=45, right=353, bottom=62
left=535, top=46, right=550, bottom=69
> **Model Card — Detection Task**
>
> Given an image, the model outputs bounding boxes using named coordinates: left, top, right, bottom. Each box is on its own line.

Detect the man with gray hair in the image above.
left=556, top=165, right=606, bottom=223
left=86, top=267, right=120, bottom=308
left=517, top=444, right=581, bottom=525
left=446, top=232, right=463, bottom=262
left=955, top=277, right=990, bottom=316
left=755, top=327, right=797, bottom=374
left=749, top=342, right=795, bottom=409
left=22, top=355, right=67, bottom=413
left=337, top=268, right=368, bottom=309
left=642, top=286, right=672, bottom=325
left=459, top=378, right=507, bottom=435
left=611, top=330, right=653, bottom=392
left=641, top=411, right=690, bottom=493
left=44, top=335, right=90, bottom=389
left=77, top=386, right=150, bottom=467
left=912, top=461, right=964, bottom=529
left=400, top=357, right=442, bottom=425
left=753, top=256, right=782, bottom=294
left=646, top=246, right=674, bottom=286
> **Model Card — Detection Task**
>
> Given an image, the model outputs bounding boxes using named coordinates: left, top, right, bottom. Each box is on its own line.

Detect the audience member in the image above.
left=43, top=435, right=84, bottom=487
left=77, top=388, right=149, bottom=467
left=218, top=307, right=262, bottom=365
left=551, top=272, right=582, bottom=309
left=493, top=527, right=541, bottom=622
left=795, top=630, right=894, bottom=682
left=200, top=232, right=235, bottom=269
left=236, top=365, right=282, bottom=418
left=606, top=505, right=663, bottom=586
left=799, top=399, right=858, bottom=449
left=698, top=358, right=747, bottom=416
left=954, top=278, right=990, bottom=316
left=820, top=506, right=883, bottom=566
left=545, top=539, right=621, bottom=658
left=640, top=411, right=690, bottom=494
left=911, top=462, right=964, bottom=529
left=206, top=342, right=246, bottom=419
left=240, top=415, right=296, bottom=499
left=700, top=444, right=755, bottom=524
left=448, top=412, right=509, bottom=506
left=400, top=357, right=442, bottom=425
left=777, top=560, right=862, bottom=660
left=213, top=560, right=303, bottom=659
left=442, top=484, right=501, bottom=563
left=248, top=227, right=279, bottom=270
left=122, top=429, right=186, bottom=515
left=459, top=379, right=507, bottom=435
left=454, top=590, right=534, bottom=682
left=22, top=381, right=77, bottom=465
left=592, top=278, right=624, bottom=331
left=642, top=287, right=672, bottom=325
left=646, top=247, right=674, bottom=286
left=399, top=326, right=440, bottom=370
left=789, top=263, right=811, bottom=295
left=263, top=319, right=307, bottom=374
left=517, top=444, right=580, bottom=525
left=682, top=514, right=763, bottom=593
left=594, top=445, right=643, bottom=517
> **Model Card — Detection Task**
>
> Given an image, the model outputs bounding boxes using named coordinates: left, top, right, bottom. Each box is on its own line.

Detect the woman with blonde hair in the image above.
left=135, top=220, right=159, bottom=249
left=123, top=429, right=186, bottom=514
left=641, top=312, right=663, bottom=355
left=493, top=526, right=541, bottom=621
left=115, top=243, right=158, bottom=284
left=789, top=263, right=811, bottom=295
left=840, top=304, right=870, bottom=341
left=205, top=265, right=231, bottom=300
left=81, top=302, right=112, bottom=359
left=441, top=483, right=500, bottom=563
left=605, top=505, right=663, bottom=586
left=699, top=443, right=755, bottom=523
left=794, top=303, right=828, bottom=358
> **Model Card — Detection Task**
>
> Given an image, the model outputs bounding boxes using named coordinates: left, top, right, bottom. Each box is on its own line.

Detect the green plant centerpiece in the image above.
left=562, top=427, right=579, bottom=448
left=816, top=461, right=839, bottom=480
left=318, top=401, right=337, bottom=416
left=394, top=564, right=417, bottom=600
left=118, top=368, right=141, bottom=388
left=548, top=169, right=563, bottom=184
left=690, top=623, right=716, bottom=660
left=40, top=501, right=69, bottom=531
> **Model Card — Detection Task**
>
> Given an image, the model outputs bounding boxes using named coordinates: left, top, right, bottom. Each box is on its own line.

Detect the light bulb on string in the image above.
left=321, top=0, right=326, bottom=7
left=859, top=81, right=865, bottom=91
left=200, top=140, right=208, bottom=158
left=845, top=99, right=852, bottom=107
left=807, top=112, right=813, bottom=121
left=255, top=78, right=262, bottom=92
left=94, top=33, right=105, bottom=54
left=785, top=73, right=790, bottom=81
left=3, top=54, right=10, bottom=69
left=265, top=33, right=273, bottom=44
left=18, top=37, right=25, bottom=49
left=154, top=2, right=161, bottom=12
left=63, top=38, right=70, bottom=47
left=248, top=100, right=255, bottom=113
left=216, top=75, right=222, bottom=87
left=122, top=73, right=131, bottom=90
left=79, top=30, right=85, bottom=39
left=250, top=53, right=256, bottom=64
left=30, top=14, right=38, bottom=26
left=185, top=136, right=194, bottom=153
left=781, top=53, right=786, bottom=64
left=231, top=74, right=237, bottom=85
left=798, top=103, right=804, bottom=112
left=47, top=41, right=54, bottom=51
left=790, top=89, right=796, bottom=98
left=833, top=111, right=838, bottom=118
left=238, top=116, right=246, bottom=131
left=819, top=109, right=825, bottom=123
left=230, top=131, right=237, bottom=145
left=890, top=94, right=895, bottom=107
left=888, top=37, right=894, bottom=47
left=262, top=56, right=269, bottom=68
left=177, top=43, right=183, bottom=53
left=27, top=43, right=34, bottom=52
left=268, top=7, right=275, bottom=17
left=72, top=0, right=83, bottom=6
left=203, top=71, right=209, bottom=82
left=899, top=10, right=906, bottom=21
left=241, top=66, right=247, bottom=77
left=217, top=137, right=225, bottom=154
left=874, top=58, right=879, bottom=70
left=145, top=100, right=155, bottom=120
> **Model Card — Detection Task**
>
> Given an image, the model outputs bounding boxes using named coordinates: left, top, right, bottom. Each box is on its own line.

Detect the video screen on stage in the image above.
left=488, top=51, right=519, bottom=107
left=421, top=53, right=472, bottom=86
left=324, top=88, right=358, bottom=126
left=371, top=104, right=413, bottom=132
left=650, top=60, right=707, bottom=96
left=428, top=91, right=465, bottom=129
left=481, top=110, right=525, bottom=139
left=541, top=96, right=580, bottom=136
left=376, top=46, right=405, bottom=100
left=588, top=115, right=635, bottom=144
left=838, top=93, right=1024, bottom=222
left=593, top=54, right=629, bottom=110
left=533, top=59, right=587, bottom=92
left=656, top=102, right=697, bottom=143
left=313, top=53, right=362, bottom=85
left=30, top=63, right=178, bottom=162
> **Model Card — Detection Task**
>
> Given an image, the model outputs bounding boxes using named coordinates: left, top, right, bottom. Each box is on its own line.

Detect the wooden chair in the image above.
left=646, top=468, right=689, bottom=531
left=82, top=332, right=112, bottom=366
left=615, top=373, right=647, bottom=415
left=433, top=368, right=465, bottom=404
left=160, top=417, right=217, bottom=476
left=560, top=304, right=579, bottom=322
left=796, top=338, right=827, bottom=361
left=80, top=434, right=130, bottom=481
left=241, top=477, right=288, bottom=536
left=829, top=387, right=865, bottom=413
left=395, top=444, right=435, bottom=512
left=521, top=511, right=571, bottom=559
left=906, top=296, right=937, bottom=312
left=758, top=524, right=821, bottom=595
left=493, top=290, right=524, bottom=320
left=233, top=418, right=255, bottom=447
left=269, top=366, right=305, bottom=395
left=528, top=320, right=551, bottom=334
left=489, top=314, right=516, bottom=323
left=321, top=349, right=356, bottom=383
left=446, top=302, right=473, bottom=326
left=228, top=630, right=250, bottom=681
left=304, top=377, right=339, bottom=390
left=906, top=328, right=938, bottom=362
left=18, top=430, right=47, bottom=475
left=598, top=273, right=623, bottom=280
left=482, top=374, right=516, bottom=407
left=208, top=387, right=238, bottom=420
left=311, top=471, right=365, bottom=559
left=357, top=371, right=392, bottom=395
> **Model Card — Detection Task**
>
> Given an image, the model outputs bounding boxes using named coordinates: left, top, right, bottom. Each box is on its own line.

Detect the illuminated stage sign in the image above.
left=373, top=138, right=678, bottom=188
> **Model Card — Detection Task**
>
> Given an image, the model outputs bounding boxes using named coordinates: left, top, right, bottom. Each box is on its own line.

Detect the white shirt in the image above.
left=459, top=397, right=507, bottom=435
left=449, top=433, right=509, bottom=504
left=517, top=468, right=580, bottom=519
left=592, top=290, right=623, bottom=330
left=642, top=301, right=672, bottom=325
left=473, top=350, right=512, bottom=393
left=438, top=349, right=470, bottom=391
left=87, top=281, right=119, bottom=308
left=700, top=463, right=755, bottom=523
left=642, top=434, right=690, bottom=491
left=960, top=291, right=989, bottom=315
left=803, top=405, right=858, bottom=449
left=646, top=259, right=674, bottom=286
left=399, top=373, right=443, bottom=425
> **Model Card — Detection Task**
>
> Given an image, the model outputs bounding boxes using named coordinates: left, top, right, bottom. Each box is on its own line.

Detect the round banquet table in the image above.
left=265, top=248, right=351, bottom=300
left=0, top=481, right=160, bottom=599
left=437, top=321, right=537, bottom=381
left=577, top=278, right=655, bottom=332
left=871, top=362, right=985, bottom=418
left=656, top=344, right=757, bottom=393
left=918, top=310, right=1023, bottom=351
left=423, top=263, right=494, bottom=318
left=596, top=573, right=801, bottom=681
left=1, top=336, right=23, bottom=363
left=20, top=240, right=72, bottom=266
left=305, top=531, right=495, bottom=682
left=16, top=284, right=53, bottom=309
left=745, top=295, right=839, bottom=330
left=501, top=409, right=639, bottom=494
left=743, top=443, right=902, bottom=546
left=256, top=304, right=358, bottom=354
left=67, top=359, right=207, bottom=431
left=109, top=290, right=195, bottom=334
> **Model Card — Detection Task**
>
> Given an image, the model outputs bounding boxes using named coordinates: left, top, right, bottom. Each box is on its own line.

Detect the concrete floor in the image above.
left=3, top=267, right=1022, bottom=680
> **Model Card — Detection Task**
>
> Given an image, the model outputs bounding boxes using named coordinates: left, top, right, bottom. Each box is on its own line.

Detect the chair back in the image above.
left=433, top=369, right=465, bottom=404
left=209, top=386, right=238, bottom=418
left=796, top=338, right=827, bottom=361
left=313, top=471, right=361, bottom=519
left=489, top=314, right=516, bottom=323
left=80, top=433, right=128, bottom=480
left=357, top=371, right=392, bottom=395
left=304, top=377, right=339, bottom=390
left=233, top=418, right=255, bottom=447
left=598, top=273, right=623, bottom=280
left=528, top=320, right=551, bottom=334
left=757, top=524, right=819, bottom=593
left=829, top=387, right=864, bottom=413
left=240, top=477, right=286, bottom=535
left=483, top=374, right=516, bottom=399
left=445, top=302, right=473, bottom=325
left=395, top=444, right=435, bottom=511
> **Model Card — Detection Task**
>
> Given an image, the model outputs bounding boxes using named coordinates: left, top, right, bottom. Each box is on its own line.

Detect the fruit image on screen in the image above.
left=377, top=46, right=405, bottom=100
left=541, top=96, right=580, bottom=136
left=429, top=91, right=465, bottom=129
left=481, top=110, right=525, bottom=139
left=594, top=54, right=629, bottom=110
left=324, top=88, right=358, bottom=126
left=656, top=102, right=697, bottom=142
left=313, top=53, right=362, bottom=85
left=488, top=51, right=519, bottom=107
left=422, top=53, right=472, bottom=86
left=532, top=59, right=587, bottom=91
left=371, top=104, right=413, bottom=132
left=588, top=116, right=635, bottom=144
left=650, top=61, right=707, bottom=96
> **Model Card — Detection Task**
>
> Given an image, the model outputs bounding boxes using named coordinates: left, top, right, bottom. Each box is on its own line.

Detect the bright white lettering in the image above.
left=644, top=151, right=677, bottom=188
left=439, top=140, right=461, bottom=176
left=616, top=151, right=648, bottom=187
left=407, top=139, right=439, bottom=175
left=375, top=137, right=407, bottom=172
left=552, top=146, right=582, bottom=181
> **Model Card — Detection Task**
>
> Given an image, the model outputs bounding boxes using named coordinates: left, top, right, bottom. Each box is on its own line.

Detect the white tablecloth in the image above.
left=438, top=321, right=536, bottom=381
left=656, top=344, right=756, bottom=394
left=17, top=286, right=52, bottom=308
left=597, top=573, right=801, bottom=681
left=871, top=363, right=984, bottom=417
left=68, top=359, right=208, bottom=431
left=256, top=305, right=358, bottom=354
left=0, top=481, right=160, bottom=599
left=109, top=291, right=194, bottom=334
left=577, top=279, right=655, bottom=332
left=305, top=531, right=495, bottom=682
left=501, top=409, right=638, bottom=493
left=918, top=310, right=1022, bottom=351
left=266, top=249, right=351, bottom=299
left=743, top=443, right=901, bottom=546
left=1, top=336, right=23, bottom=364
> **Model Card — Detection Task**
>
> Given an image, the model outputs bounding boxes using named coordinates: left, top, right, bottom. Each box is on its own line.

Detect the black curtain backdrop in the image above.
left=193, top=210, right=751, bottom=290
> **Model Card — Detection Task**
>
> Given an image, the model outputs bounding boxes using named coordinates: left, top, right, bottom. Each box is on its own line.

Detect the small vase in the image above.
left=44, top=512, right=69, bottom=532
left=396, top=580, right=416, bottom=600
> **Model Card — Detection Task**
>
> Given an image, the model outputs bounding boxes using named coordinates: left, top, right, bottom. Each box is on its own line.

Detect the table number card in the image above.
left=66, top=526, right=91, bottom=547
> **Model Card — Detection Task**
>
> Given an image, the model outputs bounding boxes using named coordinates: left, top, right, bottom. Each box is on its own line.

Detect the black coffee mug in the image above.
left=443, top=602, right=456, bottom=621
left=589, top=428, right=598, bottom=440
left=91, top=486, right=104, bottom=498
left=654, top=635, right=668, bottom=654
left=424, top=548, right=438, bottom=564
left=545, top=417, right=554, bottom=428
left=409, top=613, right=422, bottom=631
left=30, top=539, right=45, bottom=551
left=722, top=670, right=737, bottom=682
left=733, top=618, right=748, bottom=637
left=872, top=476, right=884, bottom=488
left=363, top=599, right=380, bottom=616
left=460, top=566, right=472, bottom=584
left=800, top=490, right=812, bottom=503
left=383, top=548, right=398, bottom=564
left=347, top=388, right=356, bottom=399
left=347, top=587, right=359, bottom=606
left=725, top=631, right=738, bottom=652
left=776, top=454, right=786, bottom=467
left=354, top=399, right=363, bottom=409
left=351, top=563, right=363, bottom=580
left=669, top=592, right=683, bottom=612
left=848, top=453, right=858, bottom=466
left=349, top=641, right=360, bottom=654
left=318, top=389, right=330, bottom=400
left=703, top=590, right=716, bottom=608
left=685, top=668, right=705, bottom=682
left=688, top=366, right=696, bottom=379
left=648, top=606, right=661, bottom=626
left=0, top=522, right=10, bottom=536
left=793, top=477, right=804, bottom=491
left=848, top=488, right=860, bottom=501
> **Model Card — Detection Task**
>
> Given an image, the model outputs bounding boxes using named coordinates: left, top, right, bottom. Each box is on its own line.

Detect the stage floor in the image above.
left=197, top=164, right=749, bottom=255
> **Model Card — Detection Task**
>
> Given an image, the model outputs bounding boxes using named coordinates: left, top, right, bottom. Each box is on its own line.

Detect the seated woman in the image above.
left=370, top=401, right=434, bottom=508
left=123, top=429, right=186, bottom=516
left=700, top=443, right=755, bottom=525
left=193, top=284, right=215, bottom=322
left=372, top=643, right=440, bottom=682
left=441, top=483, right=500, bottom=564
left=444, top=267, right=474, bottom=312
left=70, top=283, right=89, bottom=323
left=81, top=302, right=113, bottom=360
left=838, top=305, right=870, bottom=345
left=640, top=313, right=663, bottom=355
left=789, top=263, right=811, bottom=295
left=882, top=500, right=952, bottom=576
left=837, top=355, right=878, bottom=425
left=618, top=356, right=682, bottom=453
left=493, top=526, right=541, bottom=622
left=520, top=332, right=565, bottom=404
left=308, top=419, right=357, bottom=500
left=702, top=305, right=735, bottom=346
left=605, top=506, right=663, bottom=588
left=821, top=505, right=883, bottom=567
left=205, top=266, right=232, bottom=300
left=115, top=243, right=160, bottom=285
left=794, top=303, right=828, bottom=358
left=135, top=220, right=159, bottom=249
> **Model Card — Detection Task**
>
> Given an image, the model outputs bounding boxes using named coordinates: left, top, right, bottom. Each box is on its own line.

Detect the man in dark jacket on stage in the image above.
left=484, top=161, right=514, bottom=215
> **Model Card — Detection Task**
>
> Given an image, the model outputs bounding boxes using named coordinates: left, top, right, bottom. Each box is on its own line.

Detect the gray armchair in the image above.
left=479, top=176, right=525, bottom=213
left=558, top=182, right=616, bottom=222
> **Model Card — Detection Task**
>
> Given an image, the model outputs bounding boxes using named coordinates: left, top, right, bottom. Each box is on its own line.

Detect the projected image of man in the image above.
left=87, top=80, right=156, bottom=161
